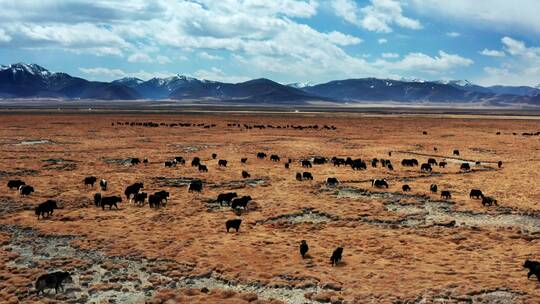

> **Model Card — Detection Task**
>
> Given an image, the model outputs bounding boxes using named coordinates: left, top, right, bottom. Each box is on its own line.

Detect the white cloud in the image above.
left=407, top=0, right=540, bottom=36
left=156, top=55, right=172, bottom=64
left=446, top=32, right=460, bottom=37
left=193, top=67, right=249, bottom=83
left=477, top=37, right=540, bottom=86
left=0, top=28, right=11, bottom=42
left=378, top=38, right=387, bottom=44
left=333, top=0, right=421, bottom=33
left=79, top=66, right=175, bottom=81
left=381, top=52, right=399, bottom=58
left=128, top=53, right=172, bottom=64
left=128, top=53, right=153, bottom=63
left=79, top=67, right=126, bottom=79
left=198, top=52, right=223, bottom=60
left=375, top=50, right=473, bottom=74
left=479, top=49, right=505, bottom=57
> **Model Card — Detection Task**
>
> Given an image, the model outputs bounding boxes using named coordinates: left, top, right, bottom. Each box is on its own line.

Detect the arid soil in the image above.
left=0, top=112, right=539, bottom=303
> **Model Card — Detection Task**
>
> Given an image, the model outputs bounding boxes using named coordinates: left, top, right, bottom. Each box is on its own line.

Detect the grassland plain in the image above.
left=0, top=111, right=539, bottom=303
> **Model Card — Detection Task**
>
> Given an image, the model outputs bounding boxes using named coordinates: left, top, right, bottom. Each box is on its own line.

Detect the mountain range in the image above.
left=1, top=63, right=539, bottom=106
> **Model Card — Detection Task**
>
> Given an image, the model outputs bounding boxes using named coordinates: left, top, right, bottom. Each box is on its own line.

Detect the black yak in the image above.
left=372, top=179, right=388, bottom=188
left=7, top=179, right=25, bottom=189
left=217, top=192, right=237, bottom=206
left=83, top=176, right=97, bottom=187
left=101, top=196, right=122, bottom=210
left=441, top=190, right=451, bottom=199
left=470, top=189, right=483, bottom=199
left=330, top=247, right=343, bottom=266
left=300, top=240, right=309, bottom=258
left=35, top=200, right=58, bottom=219
left=524, top=260, right=540, bottom=281
left=226, top=219, right=242, bottom=232
left=19, top=185, right=34, bottom=196
left=35, top=271, right=72, bottom=295
left=189, top=180, right=203, bottom=192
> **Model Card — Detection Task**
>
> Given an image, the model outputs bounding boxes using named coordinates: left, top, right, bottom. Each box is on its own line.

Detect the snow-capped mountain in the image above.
left=287, top=82, right=315, bottom=89
left=1, top=63, right=539, bottom=105
left=0, top=63, right=140, bottom=99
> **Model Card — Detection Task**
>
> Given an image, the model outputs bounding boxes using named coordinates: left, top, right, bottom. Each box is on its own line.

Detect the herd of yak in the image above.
left=5, top=130, right=540, bottom=296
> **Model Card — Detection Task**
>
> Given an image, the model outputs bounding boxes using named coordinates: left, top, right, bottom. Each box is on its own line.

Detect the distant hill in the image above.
left=0, top=63, right=140, bottom=100
left=1, top=63, right=539, bottom=105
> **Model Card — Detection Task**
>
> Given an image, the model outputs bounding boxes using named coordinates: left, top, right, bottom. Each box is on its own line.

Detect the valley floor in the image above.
left=0, top=111, right=539, bottom=303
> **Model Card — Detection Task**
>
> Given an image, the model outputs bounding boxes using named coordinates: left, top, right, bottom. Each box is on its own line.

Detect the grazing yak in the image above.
left=231, top=196, right=252, bottom=209
left=256, top=152, right=267, bottom=159
left=351, top=160, right=367, bottom=170
left=523, top=260, right=540, bottom=281
left=372, top=179, right=388, bottom=188
left=371, top=159, right=378, bottom=168
left=94, top=193, right=102, bottom=207
left=130, top=158, right=141, bottom=165
left=296, top=172, right=303, bottom=181
left=420, top=163, right=432, bottom=172
left=401, top=159, right=418, bottom=167
left=189, top=180, right=203, bottom=192
left=332, top=157, right=346, bottom=167
left=99, top=179, right=108, bottom=191
left=35, top=271, right=73, bottom=295
left=285, top=163, right=290, bottom=169
left=226, top=219, right=242, bottom=232
left=100, top=196, right=122, bottom=210
left=460, top=163, right=471, bottom=171
left=149, top=191, right=169, bottom=208
left=198, top=164, right=208, bottom=172
left=430, top=184, right=438, bottom=193
left=174, top=157, right=186, bottom=165
left=326, top=177, right=339, bottom=186
left=218, top=160, right=228, bottom=167
left=300, top=240, right=309, bottom=258
left=35, top=200, right=58, bottom=219
left=212, top=153, right=217, bottom=159
left=453, top=150, right=460, bottom=156
left=301, top=160, right=312, bottom=168
left=242, top=170, right=251, bottom=178
left=302, top=172, right=313, bottom=180
left=19, top=185, right=34, bottom=196
left=330, top=247, right=343, bottom=266
left=313, top=157, right=327, bottom=164
left=134, top=192, right=147, bottom=206
left=83, top=176, right=97, bottom=187
left=241, top=157, right=248, bottom=163
left=482, top=196, right=498, bottom=206
left=387, top=163, right=394, bottom=171
left=143, top=158, right=149, bottom=165
left=124, top=183, right=143, bottom=201
left=427, top=158, right=438, bottom=166
left=7, top=179, right=25, bottom=189
left=498, top=160, right=503, bottom=168
left=439, top=161, right=447, bottom=168
left=402, top=185, right=411, bottom=192
left=470, top=189, right=484, bottom=199
left=165, top=160, right=175, bottom=168
left=441, top=190, right=452, bottom=199
left=217, top=192, right=237, bottom=206
left=270, top=154, right=280, bottom=162
left=191, top=157, right=201, bottom=167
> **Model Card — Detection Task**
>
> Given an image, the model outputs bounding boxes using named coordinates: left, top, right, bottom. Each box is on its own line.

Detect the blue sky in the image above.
left=1, top=0, right=539, bottom=86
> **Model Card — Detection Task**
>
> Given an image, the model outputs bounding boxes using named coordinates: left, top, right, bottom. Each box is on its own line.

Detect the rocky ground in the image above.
left=0, top=112, right=539, bottom=303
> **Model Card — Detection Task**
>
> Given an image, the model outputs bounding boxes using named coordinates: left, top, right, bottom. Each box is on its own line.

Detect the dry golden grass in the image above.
left=0, top=112, right=539, bottom=303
